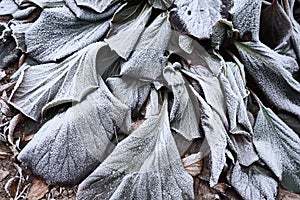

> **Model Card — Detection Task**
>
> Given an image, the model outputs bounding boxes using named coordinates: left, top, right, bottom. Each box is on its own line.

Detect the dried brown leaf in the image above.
left=4, top=177, right=22, bottom=198
left=182, top=152, right=203, bottom=177
left=0, top=169, right=9, bottom=181
left=0, top=141, right=13, bottom=158
left=7, top=113, right=23, bottom=145
left=28, top=178, right=49, bottom=200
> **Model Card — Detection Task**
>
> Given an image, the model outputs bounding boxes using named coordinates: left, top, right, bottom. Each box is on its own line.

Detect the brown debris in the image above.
left=28, top=178, right=49, bottom=200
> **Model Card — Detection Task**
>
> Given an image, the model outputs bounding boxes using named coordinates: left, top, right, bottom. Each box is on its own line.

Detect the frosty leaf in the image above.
left=230, top=0, right=261, bottom=41
left=171, top=0, right=222, bottom=39
left=235, top=41, right=300, bottom=120
left=260, top=0, right=292, bottom=49
left=105, top=3, right=152, bottom=59
left=163, top=63, right=201, bottom=140
left=191, top=88, right=227, bottom=186
left=120, top=12, right=171, bottom=80
left=0, top=0, right=19, bottom=16
left=220, top=62, right=252, bottom=135
left=253, top=99, right=300, bottom=193
left=148, top=0, right=173, bottom=10
left=228, top=162, right=278, bottom=200
left=0, top=26, right=21, bottom=69
left=25, top=6, right=111, bottom=62
left=65, top=0, right=120, bottom=21
left=9, top=42, right=118, bottom=121
left=229, top=135, right=259, bottom=167
left=26, top=0, right=65, bottom=8
left=77, top=100, right=194, bottom=199
left=106, top=76, right=151, bottom=119
left=75, top=0, right=118, bottom=13
left=18, top=83, right=130, bottom=185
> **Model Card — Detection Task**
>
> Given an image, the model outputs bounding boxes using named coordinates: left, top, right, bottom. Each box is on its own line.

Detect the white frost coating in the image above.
left=190, top=87, right=227, bottom=187
left=220, top=62, right=252, bottom=135
left=235, top=41, right=300, bottom=120
left=25, top=0, right=65, bottom=8
left=230, top=0, right=261, bottom=41
left=9, top=42, right=117, bottom=121
left=17, top=83, right=130, bottom=185
left=0, top=0, right=19, bottom=15
left=163, top=64, right=201, bottom=140
left=253, top=100, right=300, bottom=193
left=75, top=0, right=118, bottom=13
left=25, top=6, right=110, bottom=62
left=148, top=0, right=173, bottom=10
left=105, top=3, right=152, bottom=59
left=120, top=12, right=171, bottom=81
left=77, top=101, right=194, bottom=200
left=173, top=0, right=222, bottom=39
left=228, top=162, right=278, bottom=200
left=106, top=76, right=151, bottom=118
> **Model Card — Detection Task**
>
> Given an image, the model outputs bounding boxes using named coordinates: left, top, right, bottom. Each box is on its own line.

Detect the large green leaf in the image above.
left=9, top=42, right=118, bottom=121
left=235, top=41, right=300, bottom=121
left=120, top=12, right=171, bottom=81
left=77, top=100, right=194, bottom=199
left=253, top=99, right=300, bottom=193
left=17, top=81, right=130, bottom=185
left=230, top=0, right=261, bottom=41
left=105, top=3, right=152, bottom=59
left=171, top=0, right=222, bottom=39
left=25, top=6, right=111, bottom=62
left=227, top=162, right=278, bottom=200
left=163, top=63, right=201, bottom=140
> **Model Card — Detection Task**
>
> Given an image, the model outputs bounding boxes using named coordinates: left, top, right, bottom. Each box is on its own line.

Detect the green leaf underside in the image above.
left=17, top=82, right=130, bottom=185
left=230, top=0, right=261, bottom=41
left=77, top=100, right=194, bottom=199
left=235, top=41, right=300, bottom=120
left=105, top=3, right=152, bottom=59
left=228, top=163, right=278, bottom=200
left=172, top=0, right=222, bottom=39
left=9, top=42, right=118, bottom=121
left=25, top=6, right=111, bottom=62
left=163, top=63, right=201, bottom=140
left=253, top=100, right=300, bottom=193
left=120, top=12, right=171, bottom=80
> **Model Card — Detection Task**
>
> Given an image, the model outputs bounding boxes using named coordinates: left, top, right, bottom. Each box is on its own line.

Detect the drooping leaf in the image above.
left=171, top=0, right=222, bottom=39
left=75, top=0, right=119, bottom=13
left=227, top=162, right=278, bottom=200
left=148, top=0, right=173, bottom=10
left=65, top=0, right=120, bottom=21
left=9, top=42, right=118, bottom=121
left=190, top=87, right=227, bottom=186
left=235, top=41, right=300, bottom=121
left=229, top=135, right=259, bottom=167
left=18, top=82, right=130, bottom=185
left=230, top=0, right=262, bottom=41
left=0, top=25, right=21, bottom=69
left=163, top=63, right=201, bottom=140
left=77, top=100, right=194, bottom=199
left=253, top=98, right=300, bottom=193
left=220, top=62, right=252, bottom=135
left=106, top=76, right=151, bottom=119
left=120, top=12, right=171, bottom=81
left=25, top=6, right=111, bottom=62
left=105, top=3, right=152, bottom=59
left=260, top=0, right=292, bottom=49
left=0, top=0, right=19, bottom=16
